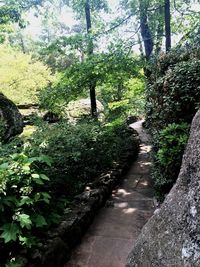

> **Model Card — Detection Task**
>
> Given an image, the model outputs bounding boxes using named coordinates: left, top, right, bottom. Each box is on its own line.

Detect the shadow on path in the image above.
left=65, top=121, right=155, bottom=267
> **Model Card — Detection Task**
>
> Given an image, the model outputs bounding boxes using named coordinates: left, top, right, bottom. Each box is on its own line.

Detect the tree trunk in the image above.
left=139, top=1, right=153, bottom=60
left=85, top=0, right=97, bottom=117
left=155, top=4, right=165, bottom=54
left=138, top=33, right=145, bottom=58
left=165, top=0, right=171, bottom=51
left=20, top=35, right=26, bottom=54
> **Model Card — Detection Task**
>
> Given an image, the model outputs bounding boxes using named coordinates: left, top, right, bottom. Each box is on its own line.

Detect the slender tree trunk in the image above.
left=155, top=4, right=164, bottom=54
left=85, top=0, right=97, bottom=117
left=20, top=35, right=26, bottom=54
left=138, top=33, right=145, bottom=58
left=165, top=0, right=171, bottom=51
left=139, top=1, right=153, bottom=60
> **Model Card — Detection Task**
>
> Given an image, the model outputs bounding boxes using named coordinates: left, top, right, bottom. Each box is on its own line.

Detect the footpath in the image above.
left=65, top=120, right=155, bottom=267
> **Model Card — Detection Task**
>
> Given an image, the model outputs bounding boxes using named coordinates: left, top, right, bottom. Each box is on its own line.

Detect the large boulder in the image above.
left=65, top=98, right=104, bottom=121
left=126, top=109, right=200, bottom=267
left=0, top=93, right=24, bottom=142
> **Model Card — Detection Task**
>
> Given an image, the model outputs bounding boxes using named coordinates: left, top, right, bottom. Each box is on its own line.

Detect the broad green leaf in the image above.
left=19, top=235, right=36, bottom=248
left=29, top=156, right=53, bottom=166
left=22, top=165, right=30, bottom=172
left=2, top=196, right=17, bottom=207
left=31, top=174, right=44, bottom=185
left=40, top=174, right=49, bottom=181
left=41, top=192, right=51, bottom=204
left=17, top=214, right=32, bottom=229
left=0, top=223, right=20, bottom=242
left=0, top=163, right=9, bottom=169
left=38, top=155, right=53, bottom=166
left=18, top=196, right=33, bottom=206
left=33, top=215, right=47, bottom=227
left=31, top=173, right=40, bottom=179
left=33, top=179, right=44, bottom=185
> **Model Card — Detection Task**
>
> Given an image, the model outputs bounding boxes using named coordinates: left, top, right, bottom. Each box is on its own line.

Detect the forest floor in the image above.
left=65, top=120, right=155, bottom=267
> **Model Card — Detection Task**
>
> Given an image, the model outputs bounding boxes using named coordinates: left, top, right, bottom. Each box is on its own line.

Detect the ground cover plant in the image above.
left=25, top=118, right=134, bottom=197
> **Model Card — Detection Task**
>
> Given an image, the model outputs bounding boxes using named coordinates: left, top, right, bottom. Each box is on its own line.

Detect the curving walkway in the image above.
left=65, top=121, right=155, bottom=267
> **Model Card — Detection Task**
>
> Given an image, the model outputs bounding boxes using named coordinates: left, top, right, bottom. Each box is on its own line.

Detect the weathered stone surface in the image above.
left=65, top=98, right=104, bottom=121
left=0, top=93, right=23, bottom=142
left=126, top=109, right=200, bottom=267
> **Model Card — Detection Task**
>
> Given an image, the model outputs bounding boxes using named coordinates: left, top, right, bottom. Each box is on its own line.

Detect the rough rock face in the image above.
left=126, top=109, right=200, bottom=267
left=0, top=93, right=24, bottom=142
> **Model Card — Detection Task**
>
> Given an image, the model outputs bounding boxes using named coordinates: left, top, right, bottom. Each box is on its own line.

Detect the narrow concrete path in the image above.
left=65, top=121, right=155, bottom=267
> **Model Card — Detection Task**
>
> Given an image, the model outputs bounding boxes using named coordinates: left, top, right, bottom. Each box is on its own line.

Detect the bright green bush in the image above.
left=99, top=76, right=145, bottom=122
left=152, top=122, right=190, bottom=199
left=0, top=45, right=53, bottom=104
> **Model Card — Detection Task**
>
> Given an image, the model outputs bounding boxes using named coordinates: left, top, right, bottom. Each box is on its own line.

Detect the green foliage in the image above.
left=100, top=74, right=145, bottom=121
left=157, top=123, right=190, bottom=167
left=66, top=0, right=109, bottom=16
left=152, top=123, right=190, bottom=199
left=26, top=119, right=133, bottom=196
left=39, top=50, right=143, bottom=117
left=5, top=261, right=22, bottom=267
left=0, top=45, right=53, bottom=104
left=0, top=5, right=21, bottom=25
left=0, top=0, right=44, bottom=44
left=0, top=153, right=54, bottom=247
left=146, top=44, right=200, bottom=130
left=0, top=151, right=68, bottom=267
left=145, top=41, right=200, bottom=199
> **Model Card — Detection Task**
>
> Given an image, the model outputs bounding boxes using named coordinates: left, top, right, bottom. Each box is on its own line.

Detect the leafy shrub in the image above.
left=145, top=43, right=200, bottom=130
left=152, top=123, right=190, bottom=199
left=157, top=123, right=190, bottom=166
left=107, top=100, right=129, bottom=121
left=26, top=119, right=133, bottom=197
left=145, top=42, right=200, bottom=199
left=0, top=153, right=62, bottom=264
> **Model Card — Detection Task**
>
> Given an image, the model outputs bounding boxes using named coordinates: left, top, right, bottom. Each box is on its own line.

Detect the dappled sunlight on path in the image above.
left=65, top=121, right=155, bottom=267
